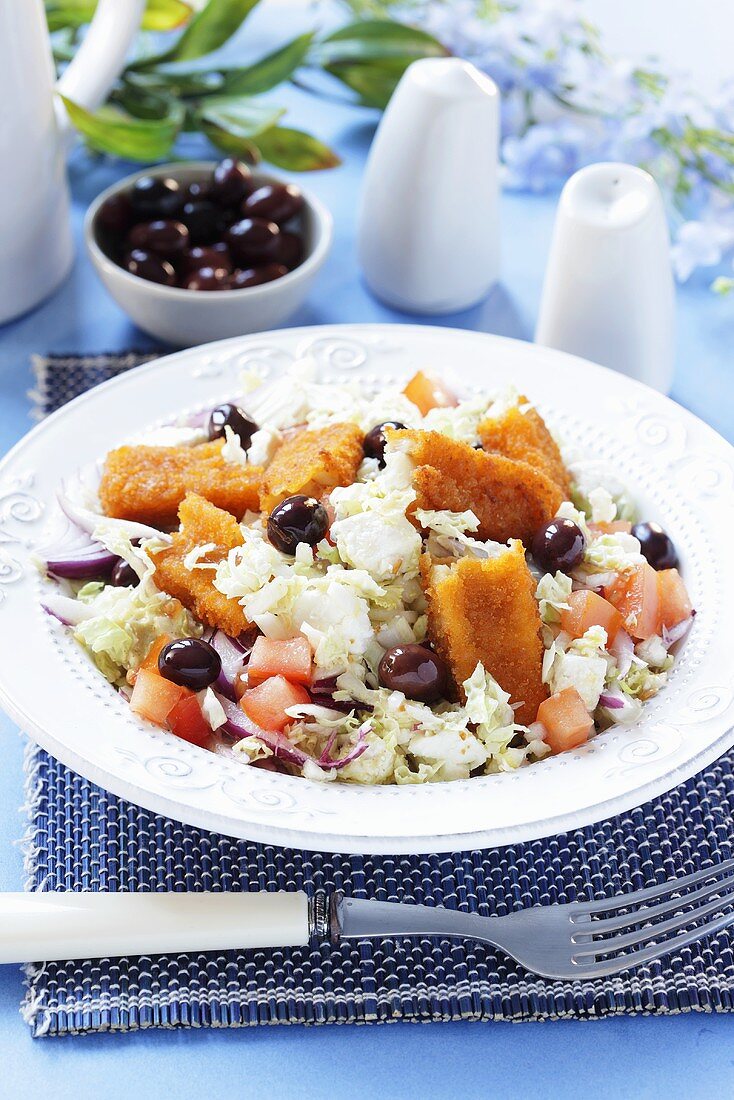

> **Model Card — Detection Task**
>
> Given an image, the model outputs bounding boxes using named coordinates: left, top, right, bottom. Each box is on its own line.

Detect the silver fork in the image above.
left=328, top=857, right=734, bottom=979
left=2, top=861, right=733, bottom=977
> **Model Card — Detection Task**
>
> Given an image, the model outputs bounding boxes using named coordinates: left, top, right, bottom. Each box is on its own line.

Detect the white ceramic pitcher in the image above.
left=0, top=0, right=145, bottom=325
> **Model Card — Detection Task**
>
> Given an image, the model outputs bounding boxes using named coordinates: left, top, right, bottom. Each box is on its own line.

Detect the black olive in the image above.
left=531, top=519, right=586, bottom=574
left=378, top=644, right=448, bottom=704
left=181, top=265, right=230, bottom=291
left=632, top=521, right=678, bottom=570
left=267, top=495, right=328, bottom=555
left=180, top=199, right=226, bottom=246
left=228, top=263, right=288, bottom=289
left=210, top=158, right=252, bottom=208
left=207, top=403, right=258, bottom=446
left=363, top=421, right=407, bottom=467
left=241, top=183, right=303, bottom=225
left=124, top=249, right=176, bottom=286
left=158, top=638, right=221, bottom=691
left=226, top=218, right=280, bottom=265
left=129, top=175, right=181, bottom=220
left=127, top=219, right=189, bottom=258
left=111, top=559, right=139, bottom=587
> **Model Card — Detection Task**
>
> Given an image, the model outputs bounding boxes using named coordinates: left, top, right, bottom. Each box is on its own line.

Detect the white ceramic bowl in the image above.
left=84, top=161, right=333, bottom=347
left=0, top=324, right=732, bottom=854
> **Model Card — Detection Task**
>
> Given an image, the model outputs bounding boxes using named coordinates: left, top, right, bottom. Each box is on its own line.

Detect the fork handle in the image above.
left=0, top=892, right=310, bottom=964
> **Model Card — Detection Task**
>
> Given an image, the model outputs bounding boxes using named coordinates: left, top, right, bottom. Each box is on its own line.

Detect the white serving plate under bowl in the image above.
left=85, top=162, right=333, bottom=347
left=0, top=324, right=732, bottom=854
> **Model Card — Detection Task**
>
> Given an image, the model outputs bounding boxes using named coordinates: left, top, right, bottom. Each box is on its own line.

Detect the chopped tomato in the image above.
left=589, top=520, right=632, bottom=536
left=240, top=675, right=310, bottom=732
left=560, top=589, right=623, bottom=645
left=402, top=370, right=458, bottom=416
left=657, top=568, right=693, bottom=631
left=604, top=562, right=660, bottom=641
left=130, top=668, right=186, bottom=726
left=248, top=635, right=312, bottom=687
left=140, top=635, right=172, bottom=673
left=166, top=693, right=211, bottom=747
left=536, top=687, right=593, bottom=754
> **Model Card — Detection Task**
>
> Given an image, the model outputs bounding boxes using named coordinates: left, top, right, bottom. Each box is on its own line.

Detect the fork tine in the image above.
left=578, top=906, right=734, bottom=977
left=573, top=874, right=734, bottom=937
left=573, top=887, right=734, bottom=959
left=573, top=858, right=734, bottom=916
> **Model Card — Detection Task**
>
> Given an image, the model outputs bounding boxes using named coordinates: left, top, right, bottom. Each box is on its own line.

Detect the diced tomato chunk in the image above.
left=536, top=687, right=593, bottom=754
left=166, top=693, right=211, bottom=747
left=240, top=675, right=310, bottom=732
left=248, top=636, right=312, bottom=688
left=657, top=568, right=693, bottom=631
left=589, top=520, right=632, bottom=536
left=604, top=563, right=660, bottom=641
left=140, top=635, right=172, bottom=673
left=402, top=370, right=458, bottom=416
left=560, top=589, right=623, bottom=645
left=130, top=668, right=186, bottom=727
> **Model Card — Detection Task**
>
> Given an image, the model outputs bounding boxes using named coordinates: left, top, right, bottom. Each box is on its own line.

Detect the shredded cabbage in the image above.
left=536, top=571, right=573, bottom=624
left=73, top=583, right=199, bottom=684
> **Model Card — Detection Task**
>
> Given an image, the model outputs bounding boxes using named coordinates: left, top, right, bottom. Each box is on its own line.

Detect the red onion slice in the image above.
left=46, top=547, right=120, bottom=580
left=208, top=630, right=248, bottom=701
left=42, top=593, right=95, bottom=627
left=662, top=616, right=694, bottom=647
left=599, top=691, right=626, bottom=710
left=58, top=492, right=172, bottom=544
left=609, top=629, right=635, bottom=677
left=318, top=720, right=370, bottom=770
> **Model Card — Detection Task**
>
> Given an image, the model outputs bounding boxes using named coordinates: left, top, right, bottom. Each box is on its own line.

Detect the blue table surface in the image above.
left=1, top=33, right=733, bottom=1100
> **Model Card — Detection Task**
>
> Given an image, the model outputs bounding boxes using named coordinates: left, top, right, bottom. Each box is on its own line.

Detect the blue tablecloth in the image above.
left=0, top=20, right=733, bottom=1099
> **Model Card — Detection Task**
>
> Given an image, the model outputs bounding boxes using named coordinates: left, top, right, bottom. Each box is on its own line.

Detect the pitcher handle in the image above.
left=55, top=0, right=146, bottom=126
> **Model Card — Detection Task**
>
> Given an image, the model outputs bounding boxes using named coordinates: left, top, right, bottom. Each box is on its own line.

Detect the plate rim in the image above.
left=2, top=322, right=733, bottom=853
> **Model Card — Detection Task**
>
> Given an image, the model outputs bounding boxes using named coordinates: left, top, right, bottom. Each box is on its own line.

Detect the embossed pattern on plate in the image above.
left=0, top=324, right=732, bottom=853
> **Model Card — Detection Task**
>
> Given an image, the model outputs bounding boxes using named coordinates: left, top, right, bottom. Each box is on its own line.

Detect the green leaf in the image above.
left=196, top=96, right=285, bottom=139
left=324, top=57, right=417, bottom=109
left=200, top=119, right=260, bottom=164
left=311, top=20, right=448, bottom=108
left=156, top=0, right=262, bottom=63
left=150, top=32, right=314, bottom=98
left=46, top=0, right=192, bottom=32
left=59, top=95, right=184, bottom=160
left=254, top=126, right=341, bottom=171
left=142, top=0, right=192, bottom=31
left=216, top=33, right=315, bottom=95
left=115, top=80, right=178, bottom=121
left=315, top=19, right=447, bottom=64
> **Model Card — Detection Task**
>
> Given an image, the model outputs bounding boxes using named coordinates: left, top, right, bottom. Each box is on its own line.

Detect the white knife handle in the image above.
left=0, top=891, right=310, bottom=964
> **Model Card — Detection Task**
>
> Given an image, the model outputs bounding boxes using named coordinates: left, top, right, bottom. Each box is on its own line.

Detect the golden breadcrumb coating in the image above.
left=390, top=429, right=563, bottom=546
left=99, top=441, right=263, bottom=528
left=151, top=493, right=248, bottom=637
left=260, top=422, right=364, bottom=513
left=420, top=543, right=547, bottom=725
left=477, top=398, right=571, bottom=497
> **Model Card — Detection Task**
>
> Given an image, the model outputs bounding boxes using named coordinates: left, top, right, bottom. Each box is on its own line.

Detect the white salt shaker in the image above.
left=535, top=163, right=675, bottom=393
left=358, top=57, right=500, bottom=314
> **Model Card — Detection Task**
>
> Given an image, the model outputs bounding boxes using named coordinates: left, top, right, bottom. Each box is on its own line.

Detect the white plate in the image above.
left=1, top=324, right=733, bottom=854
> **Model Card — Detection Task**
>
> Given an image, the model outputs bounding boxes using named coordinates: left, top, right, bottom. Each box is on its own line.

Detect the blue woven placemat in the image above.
left=21, top=353, right=734, bottom=1037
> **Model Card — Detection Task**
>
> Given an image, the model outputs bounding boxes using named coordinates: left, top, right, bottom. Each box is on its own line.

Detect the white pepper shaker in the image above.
left=358, top=57, right=501, bottom=315
left=535, top=163, right=675, bottom=394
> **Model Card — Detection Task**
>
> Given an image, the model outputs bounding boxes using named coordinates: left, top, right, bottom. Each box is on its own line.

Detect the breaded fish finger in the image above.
left=420, top=543, right=547, bottom=725
left=260, top=422, right=364, bottom=513
left=478, top=398, right=571, bottom=496
left=100, top=441, right=263, bottom=527
left=390, top=429, right=563, bottom=546
left=152, top=492, right=248, bottom=637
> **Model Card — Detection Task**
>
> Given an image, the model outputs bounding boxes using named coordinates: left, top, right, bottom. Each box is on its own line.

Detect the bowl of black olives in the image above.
left=85, top=158, right=332, bottom=346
